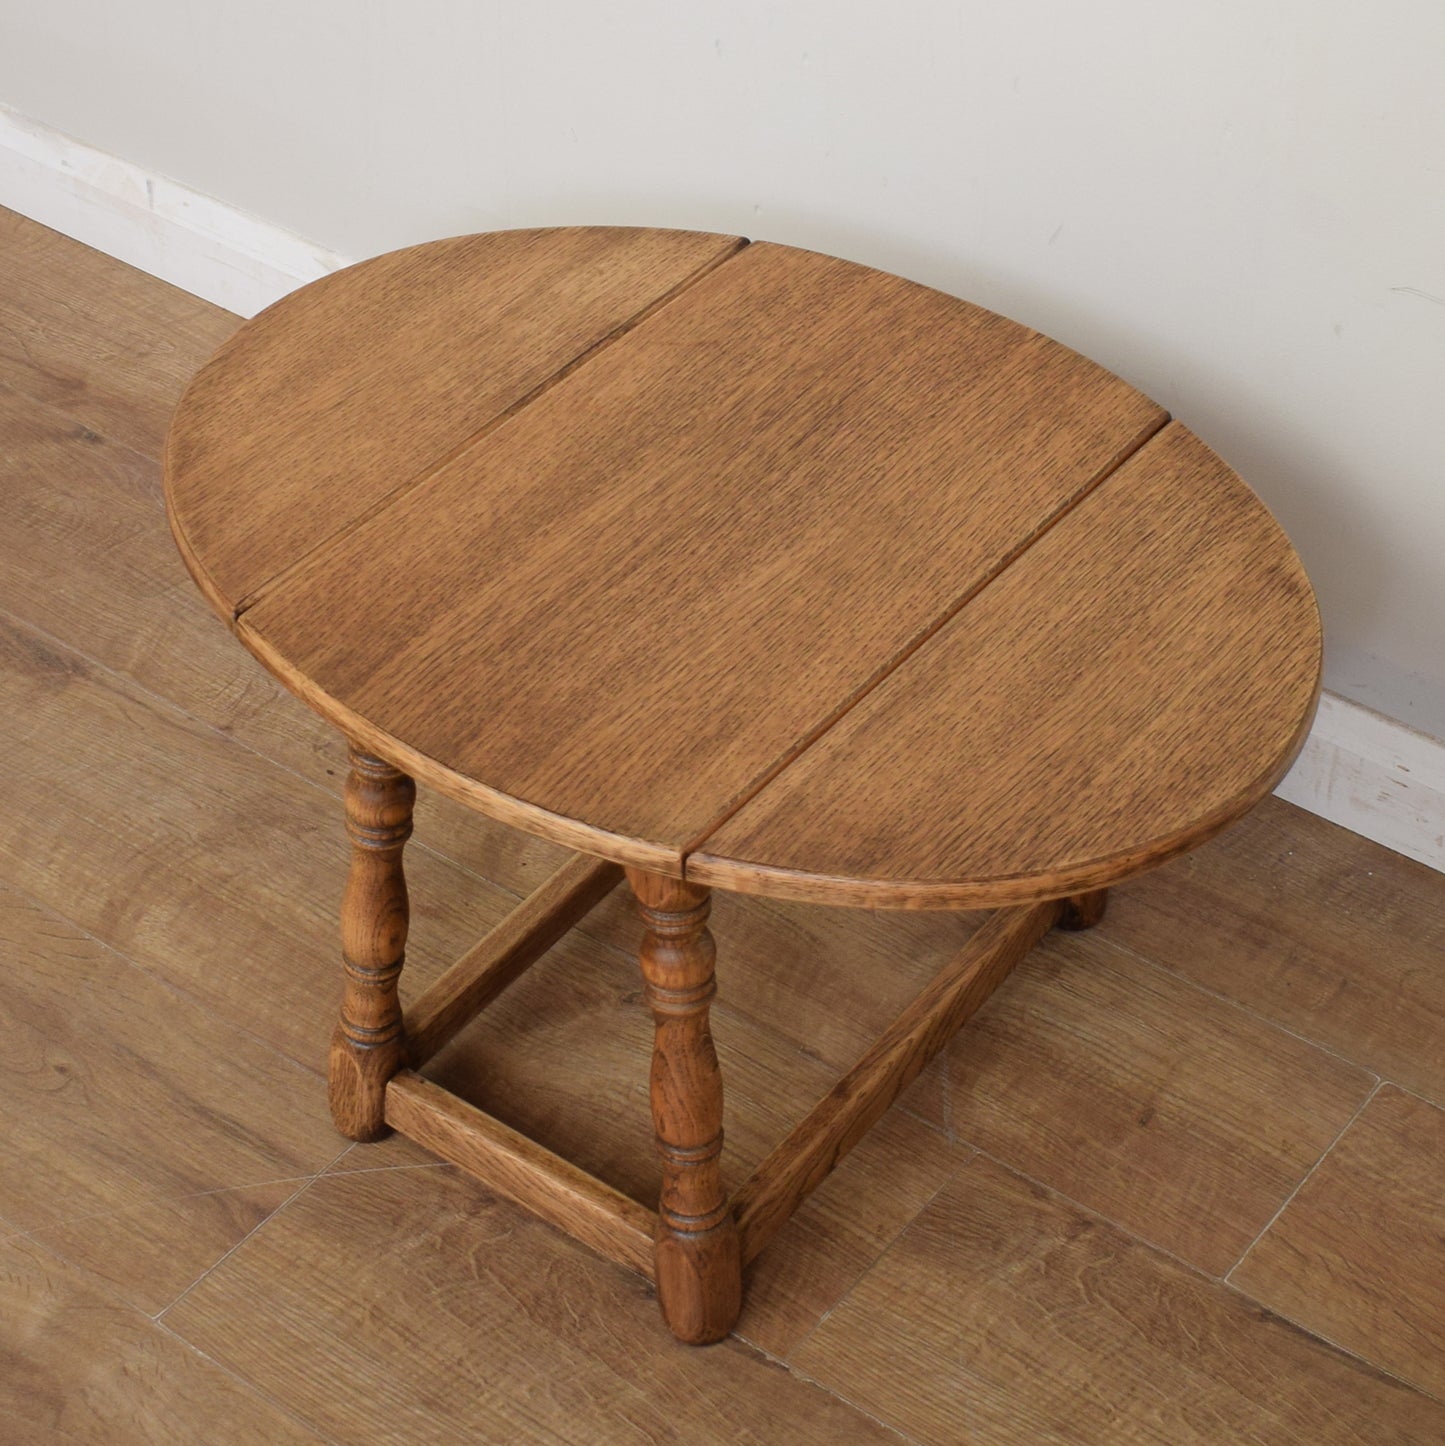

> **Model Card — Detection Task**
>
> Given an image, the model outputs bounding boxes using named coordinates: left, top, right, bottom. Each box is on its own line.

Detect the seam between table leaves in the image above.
left=677, top=410, right=1174, bottom=874
left=230, top=234, right=752, bottom=621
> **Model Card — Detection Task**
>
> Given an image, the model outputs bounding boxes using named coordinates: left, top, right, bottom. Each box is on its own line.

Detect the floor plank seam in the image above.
left=1091, top=929, right=1401, bottom=1089
left=782, top=1152, right=980, bottom=1366
left=898, top=1100, right=954, bottom=1145
left=736, top=1333, right=927, bottom=1445
left=959, top=1134, right=1445, bottom=1403
left=10, top=1225, right=340, bottom=1443
left=959, top=1142, right=1213, bottom=1278
left=154, top=1150, right=347, bottom=1322
left=150, top=1315, right=344, bottom=1446
left=320, top=1159, right=453, bottom=1179
left=1222, top=1079, right=1384, bottom=1283
left=1374, top=1079, right=1445, bottom=1111
left=1213, top=1298, right=1445, bottom=1410
left=937, top=1045, right=957, bottom=1145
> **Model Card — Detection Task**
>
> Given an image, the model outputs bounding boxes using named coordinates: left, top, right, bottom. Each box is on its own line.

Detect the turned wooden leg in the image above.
left=1058, top=888, right=1108, bottom=931
left=330, top=746, right=415, bottom=1141
left=627, top=868, right=742, bottom=1345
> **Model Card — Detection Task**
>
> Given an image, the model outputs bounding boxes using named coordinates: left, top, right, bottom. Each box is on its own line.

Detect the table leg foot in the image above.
left=1057, top=888, right=1108, bottom=931
left=653, top=1215, right=743, bottom=1346
left=628, top=867, right=743, bottom=1345
left=330, top=746, right=415, bottom=1142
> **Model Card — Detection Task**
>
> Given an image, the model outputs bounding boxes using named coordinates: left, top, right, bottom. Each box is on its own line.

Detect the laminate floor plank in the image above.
left=0, top=379, right=345, bottom=790
left=0, top=879, right=343, bottom=1314
left=163, top=1167, right=901, bottom=1445
left=1107, top=797, right=1445, bottom=1102
left=793, top=1154, right=1445, bottom=1445
left=1231, top=1085, right=1445, bottom=1398
left=0, top=1235, right=323, bottom=1444
left=0, top=207, right=241, bottom=457
left=909, top=928, right=1374, bottom=1273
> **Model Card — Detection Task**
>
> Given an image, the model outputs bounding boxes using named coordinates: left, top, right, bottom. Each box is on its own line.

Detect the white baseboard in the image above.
left=0, top=104, right=349, bottom=316
left=2, top=106, right=1441, bottom=873
left=1275, top=693, right=1444, bottom=872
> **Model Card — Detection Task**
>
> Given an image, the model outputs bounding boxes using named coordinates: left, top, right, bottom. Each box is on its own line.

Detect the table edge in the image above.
left=234, top=616, right=688, bottom=877
left=685, top=664, right=1322, bottom=909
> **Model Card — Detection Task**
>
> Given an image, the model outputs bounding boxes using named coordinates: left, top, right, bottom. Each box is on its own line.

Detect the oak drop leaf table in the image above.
left=164, top=228, right=1322, bottom=1344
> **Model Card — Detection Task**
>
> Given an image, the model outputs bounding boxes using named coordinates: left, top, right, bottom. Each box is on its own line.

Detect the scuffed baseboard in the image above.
left=1275, top=693, right=1444, bottom=872
left=2, top=105, right=1440, bottom=872
left=0, top=103, right=348, bottom=316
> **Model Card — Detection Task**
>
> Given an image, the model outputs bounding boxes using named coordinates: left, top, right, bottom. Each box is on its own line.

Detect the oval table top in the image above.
left=164, top=227, right=1322, bottom=909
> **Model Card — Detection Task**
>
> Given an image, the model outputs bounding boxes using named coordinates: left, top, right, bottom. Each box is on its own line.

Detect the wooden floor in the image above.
left=1, top=206, right=1442, bottom=1444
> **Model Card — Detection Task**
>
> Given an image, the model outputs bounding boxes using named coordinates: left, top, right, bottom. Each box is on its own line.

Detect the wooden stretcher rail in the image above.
left=385, top=1070, right=657, bottom=1280
left=405, top=853, right=623, bottom=1065
left=731, top=898, right=1060, bottom=1265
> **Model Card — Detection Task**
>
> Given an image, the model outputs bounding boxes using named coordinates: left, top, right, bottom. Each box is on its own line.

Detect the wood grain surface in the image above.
left=1231, top=1086, right=1445, bottom=1397
left=627, top=870, right=743, bottom=1343
left=165, top=227, right=743, bottom=611
left=732, top=900, right=1055, bottom=1264
left=1108, top=797, right=1445, bottom=1102
left=0, top=881, right=339, bottom=1316
left=1, top=1236, right=324, bottom=1444
left=384, top=1070, right=657, bottom=1278
left=0, top=209, right=240, bottom=455
left=793, top=1154, right=1445, bottom=1445
left=692, top=423, right=1322, bottom=905
left=236, top=236, right=1165, bottom=874
left=329, top=749, right=415, bottom=1141
left=919, top=928, right=1374, bottom=1274
left=163, top=1168, right=901, bottom=1443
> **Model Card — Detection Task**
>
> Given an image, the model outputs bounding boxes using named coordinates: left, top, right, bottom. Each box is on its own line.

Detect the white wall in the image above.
left=2, top=0, right=1442, bottom=736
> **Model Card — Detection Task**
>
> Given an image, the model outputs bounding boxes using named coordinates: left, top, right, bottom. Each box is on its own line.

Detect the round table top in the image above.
left=164, top=227, right=1321, bottom=909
